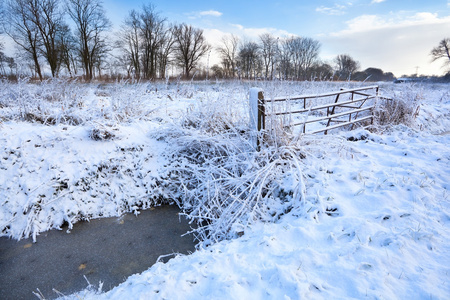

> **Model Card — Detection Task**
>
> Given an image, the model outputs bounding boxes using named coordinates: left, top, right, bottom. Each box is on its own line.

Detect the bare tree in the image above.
left=118, top=5, right=173, bottom=79
left=210, top=64, right=224, bottom=78
left=297, top=37, right=320, bottom=79
left=259, top=33, right=278, bottom=79
left=58, top=23, right=78, bottom=77
left=216, top=34, right=239, bottom=78
left=157, top=24, right=174, bottom=78
left=282, top=36, right=321, bottom=80
left=335, top=54, right=360, bottom=80
left=277, top=38, right=293, bottom=79
left=3, top=0, right=43, bottom=80
left=430, top=38, right=450, bottom=70
left=139, top=4, right=167, bottom=79
left=308, top=61, right=333, bottom=81
left=28, top=0, right=65, bottom=77
left=173, top=23, right=211, bottom=78
left=139, top=6, right=164, bottom=79
left=66, top=0, right=110, bottom=81
left=0, top=42, right=6, bottom=75
left=238, top=40, right=261, bottom=79
left=118, top=9, right=141, bottom=78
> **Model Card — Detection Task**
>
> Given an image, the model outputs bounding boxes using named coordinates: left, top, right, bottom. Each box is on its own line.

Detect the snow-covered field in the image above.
left=1, top=80, right=449, bottom=299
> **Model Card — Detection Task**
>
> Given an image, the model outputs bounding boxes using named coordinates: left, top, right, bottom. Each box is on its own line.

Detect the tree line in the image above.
left=0, top=0, right=213, bottom=81
left=214, top=36, right=395, bottom=81
left=0, top=0, right=449, bottom=81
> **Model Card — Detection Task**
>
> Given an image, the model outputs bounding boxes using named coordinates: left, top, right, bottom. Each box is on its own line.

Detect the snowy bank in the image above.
left=1, top=81, right=449, bottom=299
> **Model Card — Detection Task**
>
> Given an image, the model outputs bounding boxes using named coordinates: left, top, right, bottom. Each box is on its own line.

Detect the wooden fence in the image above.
left=250, top=86, right=380, bottom=140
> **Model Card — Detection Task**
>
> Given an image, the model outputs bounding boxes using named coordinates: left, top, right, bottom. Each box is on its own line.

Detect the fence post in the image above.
left=249, top=88, right=265, bottom=149
left=373, top=86, right=379, bottom=126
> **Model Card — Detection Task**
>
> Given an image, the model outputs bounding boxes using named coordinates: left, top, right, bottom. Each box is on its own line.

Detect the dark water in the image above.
left=0, top=205, right=196, bottom=300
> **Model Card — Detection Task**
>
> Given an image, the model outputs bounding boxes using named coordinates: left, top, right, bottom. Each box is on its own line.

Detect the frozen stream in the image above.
left=0, top=205, right=195, bottom=300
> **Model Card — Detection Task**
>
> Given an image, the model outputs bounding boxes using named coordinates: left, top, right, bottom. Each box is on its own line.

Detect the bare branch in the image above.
left=173, top=23, right=211, bottom=78
left=430, top=38, right=450, bottom=70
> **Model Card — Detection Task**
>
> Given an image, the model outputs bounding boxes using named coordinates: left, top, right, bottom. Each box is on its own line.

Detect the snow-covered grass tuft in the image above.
left=161, top=124, right=306, bottom=246
left=144, top=86, right=305, bottom=245
left=374, top=83, right=422, bottom=128
left=0, top=79, right=174, bottom=126
left=0, top=78, right=85, bottom=125
left=89, top=123, right=117, bottom=141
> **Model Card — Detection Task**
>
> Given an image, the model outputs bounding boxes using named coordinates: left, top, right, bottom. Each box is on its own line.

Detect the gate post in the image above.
left=249, top=88, right=265, bottom=149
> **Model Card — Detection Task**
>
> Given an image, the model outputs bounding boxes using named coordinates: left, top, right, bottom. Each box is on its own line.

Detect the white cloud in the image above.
left=316, top=4, right=347, bottom=16
left=187, top=10, right=223, bottom=19
left=230, top=24, right=244, bottom=31
left=239, top=26, right=291, bottom=40
left=332, top=12, right=448, bottom=36
left=321, top=12, right=450, bottom=76
left=199, top=10, right=223, bottom=17
left=371, top=0, right=386, bottom=3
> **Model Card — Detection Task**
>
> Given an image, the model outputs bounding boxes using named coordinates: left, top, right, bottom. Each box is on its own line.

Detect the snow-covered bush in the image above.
left=374, top=84, right=422, bottom=127
left=0, top=78, right=85, bottom=125
left=0, top=79, right=168, bottom=126
left=159, top=111, right=306, bottom=246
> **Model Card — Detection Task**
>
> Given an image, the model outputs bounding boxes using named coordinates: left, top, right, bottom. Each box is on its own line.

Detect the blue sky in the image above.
left=3, top=0, right=449, bottom=76
left=105, top=0, right=450, bottom=76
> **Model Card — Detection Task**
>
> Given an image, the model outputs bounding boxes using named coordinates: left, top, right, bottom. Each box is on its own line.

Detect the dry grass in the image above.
left=374, top=86, right=422, bottom=127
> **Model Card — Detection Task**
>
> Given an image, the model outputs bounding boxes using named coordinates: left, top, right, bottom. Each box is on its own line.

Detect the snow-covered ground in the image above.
left=1, top=80, right=449, bottom=299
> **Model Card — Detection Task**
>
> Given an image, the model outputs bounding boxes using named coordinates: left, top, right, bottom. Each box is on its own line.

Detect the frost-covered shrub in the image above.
left=0, top=78, right=86, bottom=125
left=374, top=85, right=422, bottom=127
left=0, top=79, right=161, bottom=125
left=152, top=83, right=315, bottom=246
left=180, top=109, right=244, bottom=136
left=160, top=124, right=306, bottom=246
left=94, top=81, right=162, bottom=123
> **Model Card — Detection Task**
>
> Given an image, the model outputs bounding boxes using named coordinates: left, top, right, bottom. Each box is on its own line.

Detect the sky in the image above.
left=103, top=0, right=450, bottom=77
left=2, top=0, right=450, bottom=77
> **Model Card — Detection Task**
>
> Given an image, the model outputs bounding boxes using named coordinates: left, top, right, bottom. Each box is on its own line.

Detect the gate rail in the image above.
left=250, top=86, right=382, bottom=145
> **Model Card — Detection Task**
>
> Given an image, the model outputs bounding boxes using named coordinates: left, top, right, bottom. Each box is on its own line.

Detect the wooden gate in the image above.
left=250, top=85, right=379, bottom=137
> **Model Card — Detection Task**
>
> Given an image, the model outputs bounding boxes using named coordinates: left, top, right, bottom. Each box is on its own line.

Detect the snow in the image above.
left=1, top=80, right=449, bottom=299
